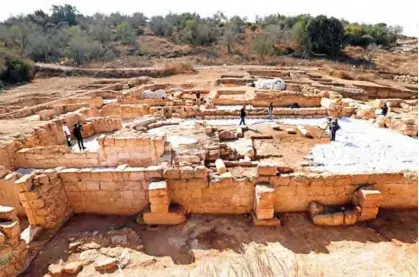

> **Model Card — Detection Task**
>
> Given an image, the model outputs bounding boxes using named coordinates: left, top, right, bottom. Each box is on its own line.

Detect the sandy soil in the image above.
left=0, top=118, right=45, bottom=136
left=0, top=77, right=99, bottom=104
left=22, top=210, right=417, bottom=277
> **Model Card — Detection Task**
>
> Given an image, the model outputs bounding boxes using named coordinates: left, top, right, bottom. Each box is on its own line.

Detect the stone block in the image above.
left=63, top=262, right=83, bottom=275
left=296, top=125, right=312, bottom=138
left=0, top=220, right=20, bottom=239
left=148, top=180, right=167, bottom=191
left=257, top=164, right=277, bottom=176
left=358, top=207, right=379, bottom=222
left=312, top=213, right=344, bottom=226
left=353, top=187, right=382, bottom=208
left=48, top=264, right=63, bottom=277
left=85, top=181, right=100, bottom=191
left=251, top=211, right=281, bottom=227
left=194, top=166, right=208, bottom=179
left=0, top=206, right=18, bottom=221
left=150, top=204, right=169, bottom=213
left=15, top=174, right=34, bottom=192
left=163, top=168, right=181, bottom=179
left=94, top=257, right=118, bottom=272
left=180, top=166, right=194, bottom=179
left=215, top=159, right=227, bottom=174
left=142, top=205, right=186, bottom=225
left=254, top=207, right=274, bottom=220
left=343, top=210, right=358, bottom=225
left=255, top=184, right=275, bottom=209
left=128, top=168, right=145, bottom=181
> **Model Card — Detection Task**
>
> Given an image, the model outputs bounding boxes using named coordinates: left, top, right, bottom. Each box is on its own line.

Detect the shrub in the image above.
left=254, top=33, right=275, bottom=59
left=136, top=27, right=145, bottom=36
left=163, top=62, right=196, bottom=75
left=116, top=22, right=137, bottom=45
left=150, top=16, right=171, bottom=36
left=305, top=16, right=344, bottom=56
left=0, top=51, right=35, bottom=83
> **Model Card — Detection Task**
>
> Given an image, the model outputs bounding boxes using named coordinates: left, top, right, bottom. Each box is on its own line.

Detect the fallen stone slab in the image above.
left=286, top=127, right=296, bottom=134
left=271, top=123, right=281, bottom=130
left=48, top=264, right=63, bottom=277
left=63, top=262, right=83, bottom=275
left=94, top=257, right=118, bottom=272
left=296, top=125, right=313, bottom=138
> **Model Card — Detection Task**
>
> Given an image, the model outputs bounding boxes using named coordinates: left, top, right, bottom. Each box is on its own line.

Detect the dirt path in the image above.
left=22, top=210, right=417, bottom=277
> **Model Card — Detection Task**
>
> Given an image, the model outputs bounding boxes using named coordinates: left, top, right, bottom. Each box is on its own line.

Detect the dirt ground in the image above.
left=22, top=209, right=417, bottom=277
left=0, top=77, right=100, bottom=104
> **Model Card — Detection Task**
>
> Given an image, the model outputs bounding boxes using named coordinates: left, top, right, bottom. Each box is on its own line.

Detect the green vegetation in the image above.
left=0, top=5, right=403, bottom=84
left=0, top=50, right=34, bottom=83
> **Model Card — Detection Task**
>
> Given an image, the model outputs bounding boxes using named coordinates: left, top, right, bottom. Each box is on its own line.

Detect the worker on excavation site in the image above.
left=73, top=122, right=86, bottom=151
left=330, top=119, right=340, bottom=142
left=239, top=105, right=246, bottom=125
left=62, top=121, right=72, bottom=147
left=268, top=102, right=274, bottom=120
left=381, top=103, right=388, bottom=116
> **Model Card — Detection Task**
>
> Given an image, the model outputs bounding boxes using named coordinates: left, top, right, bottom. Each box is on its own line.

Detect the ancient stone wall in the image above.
left=57, top=166, right=160, bottom=215
left=1, top=168, right=416, bottom=221
left=353, top=84, right=417, bottom=99
left=57, top=97, right=103, bottom=108
left=15, top=170, right=72, bottom=228
left=252, top=91, right=321, bottom=107
left=100, top=103, right=150, bottom=119
left=271, top=172, right=417, bottom=212
left=197, top=107, right=327, bottom=119
left=91, top=117, right=123, bottom=133
left=0, top=206, right=28, bottom=277
left=0, top=170, right=25, bottom=216
left=38, top=103, right=90, bottom=121
left=96, top=134, right=166, bottom=167
left=14, top=134, right=166, bottom=168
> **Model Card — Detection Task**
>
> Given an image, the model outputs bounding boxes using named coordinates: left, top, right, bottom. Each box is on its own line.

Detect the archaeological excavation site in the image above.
left=0, top=65, right=418, bottom=277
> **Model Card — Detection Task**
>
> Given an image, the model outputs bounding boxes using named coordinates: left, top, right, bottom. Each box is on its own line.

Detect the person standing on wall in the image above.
left=239, top=105, right=246, bottom=126
left=381, top=103, right=388, bottom=116
left=268, top=102, right=273, bottom=120
left=62, top=121, right=72, bottom=147
left=73, top=122, right=86, bottom=151
left=330, top=119, right=340, bottom=142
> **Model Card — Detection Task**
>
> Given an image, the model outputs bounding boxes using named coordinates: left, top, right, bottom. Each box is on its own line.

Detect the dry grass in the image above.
left=323, top=66, right=355, bottom=80
left=163, top=61, right=196, bottom=75
left=194, top=248, right=322, bottom=277
left=356, top=73, right=376, bottom=82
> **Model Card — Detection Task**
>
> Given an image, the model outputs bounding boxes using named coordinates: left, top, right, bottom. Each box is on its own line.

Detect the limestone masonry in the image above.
left=0, top=67, right=417, bottom=277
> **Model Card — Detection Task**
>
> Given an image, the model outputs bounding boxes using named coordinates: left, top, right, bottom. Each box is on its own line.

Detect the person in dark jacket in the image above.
left=330, top=119, right=340, bottom=142
left=73, top=122, right=86, bottom=151
left=239, top=105, right=246, bottom=125
left=381, top=103, right=388, bottom=116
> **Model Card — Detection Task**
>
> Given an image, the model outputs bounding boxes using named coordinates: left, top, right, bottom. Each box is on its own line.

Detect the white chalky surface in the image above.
left=70, top=135, right=100, bottom=152
left=279, top=117, right=418, bottom=174
left=204, top=118, right=271, bottom=126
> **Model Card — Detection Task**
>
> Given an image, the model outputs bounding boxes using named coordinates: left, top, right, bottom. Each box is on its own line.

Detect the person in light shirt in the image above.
left=62, top=121, right=72, bottom=147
